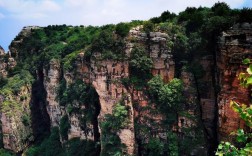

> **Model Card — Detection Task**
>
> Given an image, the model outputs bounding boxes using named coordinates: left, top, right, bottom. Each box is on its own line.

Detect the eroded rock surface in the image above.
left=43, top=59, right=61, bottom=127
left=0, top=85, right=33, bottom=152
left=217, top=25, right=252, bottom=141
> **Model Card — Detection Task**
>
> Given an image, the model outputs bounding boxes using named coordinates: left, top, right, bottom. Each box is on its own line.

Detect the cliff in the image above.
left=217, top=23, right=252, bottom=141
left=0, top=6, right=252, bottom=155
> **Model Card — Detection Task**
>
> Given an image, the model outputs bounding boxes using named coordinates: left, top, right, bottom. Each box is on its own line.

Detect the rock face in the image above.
left=43, top=27, right=173, bottom=155
left=43, top=59, right=62, bottom=127
left=130, top=26, right=175, bottom=82
left=0, top=46, right=4, bottom=56
left=0, top=85, right=33, bottom=152
left=91, top=58, right=135, bottom=154
left=217, top=25, right=252, bottom=141
left=0, top=46, right=7, bottom=77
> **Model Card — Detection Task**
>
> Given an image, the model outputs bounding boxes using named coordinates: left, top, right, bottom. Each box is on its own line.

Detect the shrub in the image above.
left=143, top=21, right=154, bottom=33
left=129, top=45, right=153, bottom=79
left=115, top=22, right=130, bottom=37
left=59, top=115, right=70, bottom=140
left=66, top=138, right=99, bottom=156
left=100, top=102, right=129, bottom=156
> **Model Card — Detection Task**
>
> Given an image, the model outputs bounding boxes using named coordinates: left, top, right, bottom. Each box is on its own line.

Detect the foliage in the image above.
left=30, top=127, right=64, bottom=156
left=211, top=2, right=231, bottom=16
left=101, top=102, right=129, bottom=133
left=0, top=70, right=34, bottom=117
left=90, top=26, right=127, bottom=60
left=57, top=79, right=100, bottom=136
left=59, top=115, right=70, bottom=140
left=22, top=113, right=31, bottom=126
left=65, top=138, right=99, bottom=156
left=238, top=8, right=252, bottom=23
left=24, top=128, right=99, bottom=156
left=115, top=22, right=130, bottom=37
left=62, top=50, right=80, bottom=71
left=0, top=70, right=34, bottom=96
left=143, top=21, right=155, bottom=33
left=145, top=138, right=165, bottom=156
left=57, top=79, right=87, bottom=107
left=239, top=58, right=252, bottom=88
left=230, top=101, right=252, bottom=127
left=167, top=131, right=179, bottom=156
left=145, top=76, right=183, bottom=154
left=147, top=75, right=164, bottom=99
left=100, top=102, right=129, bottom=156
left=150, top=10, right=176, bottom=24
left=0, top=149, right=14, bottom=156
left=148, top=76, right=184, bottom=114
left=129, top=45, right=153, bottom=79
left=0, top=76, right=7, bottom=88
left=126, top=45, right=154, bottom=90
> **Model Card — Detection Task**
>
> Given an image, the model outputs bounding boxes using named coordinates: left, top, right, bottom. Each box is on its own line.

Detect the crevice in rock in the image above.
left=30, top=69, right=50, bottom=142
left=210, top=36, right=219, bottom=155
left=89, top=86, right=101, bottom=155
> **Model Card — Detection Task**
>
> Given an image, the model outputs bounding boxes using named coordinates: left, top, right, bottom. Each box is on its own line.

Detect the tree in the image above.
left=129, top=45, right=153, bottom=78
left=143, top=21, right=154, bottom=34
left=211, top=2, right=231, bottom=16
left=115, top=22, right=130, bottom=37
left=148, top=76, right=184, bottom=114
left=158, top=78, right=183, bottom=112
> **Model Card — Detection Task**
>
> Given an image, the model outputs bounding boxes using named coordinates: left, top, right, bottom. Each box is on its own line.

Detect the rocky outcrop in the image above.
left=91, top=58, right=135, bottom=154
left=43, top=59, right=62, bottom=127
left=58, top=27, right=173, bottom=155
left=130, top=26, right=175, bottom=82
left=0, top=85, right=33, bottom=152
left=217, top=24, right=252, bottom=141
left=0, top=46, right=4, bottom=56
left=0, top=46, right=7, bottom=77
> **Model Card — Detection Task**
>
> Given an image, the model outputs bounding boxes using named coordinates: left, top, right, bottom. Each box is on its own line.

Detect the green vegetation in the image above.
left=100, top=101, right=129, bottom=156
left=0, top=70, right=34, bottom=116
left=124, top=44, right=153, bottom=90
left=57, top=79, right=87, bottom=107
left=0, top=149, right=14, bottom=156
left=57, top=78, right=100, bottom=139
left=57, top=79, right=99, bottom=116
left=24, top=127, right=99, bottom=156
left=148, top=75, right=184, bottom=116
left=115, top=22, right=131, bottom=37
left=143, top=21, right=155, bottom=33
left=59, top=115, right=71, bottom=140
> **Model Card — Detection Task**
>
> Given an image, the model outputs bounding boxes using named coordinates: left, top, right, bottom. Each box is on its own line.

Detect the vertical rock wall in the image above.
left=217, top=23, right=252, bottom=141
left=43, top=59, right=62, bottom=127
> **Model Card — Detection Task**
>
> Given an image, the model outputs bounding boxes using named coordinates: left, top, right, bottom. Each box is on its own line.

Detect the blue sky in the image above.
left=0, top=0, right=251, bottom=51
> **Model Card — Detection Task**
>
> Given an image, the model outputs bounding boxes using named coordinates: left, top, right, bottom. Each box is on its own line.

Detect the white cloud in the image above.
left=0, top=0, right=61, bottom=19
left=64, top=0, right=96, bottom=7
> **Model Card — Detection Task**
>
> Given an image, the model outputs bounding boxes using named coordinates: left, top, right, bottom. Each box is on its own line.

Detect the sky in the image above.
left=0, top=0, right=251, bottom=51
